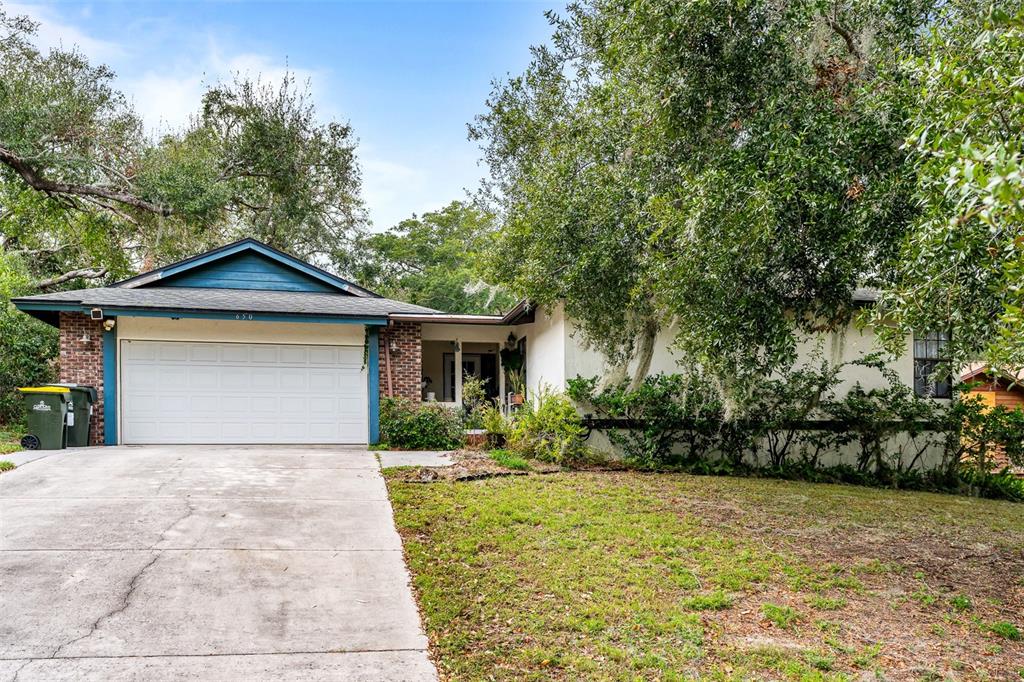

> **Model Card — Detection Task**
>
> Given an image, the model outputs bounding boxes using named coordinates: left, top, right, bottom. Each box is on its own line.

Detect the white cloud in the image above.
left=123, top=34, right=326, bottom=135
left=6, top=1, right=124, bottom=62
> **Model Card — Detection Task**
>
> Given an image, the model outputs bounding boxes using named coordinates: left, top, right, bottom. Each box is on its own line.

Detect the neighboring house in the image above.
left=13, top=239, right=942, bottom=447
left=960, top=365, right=1024, bottom=475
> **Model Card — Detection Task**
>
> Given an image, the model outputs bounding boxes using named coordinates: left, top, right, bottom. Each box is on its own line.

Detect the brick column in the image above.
left=379, top=321, right=422, bottom=402
left=58, top=312, right=105, bottom=445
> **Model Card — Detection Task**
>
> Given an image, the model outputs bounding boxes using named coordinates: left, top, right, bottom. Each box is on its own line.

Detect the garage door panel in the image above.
left=158, top=344, right=189, bottom=361
left=121, top=340, right=367, bottom=444
left=158, top=368, right=188, bottom=390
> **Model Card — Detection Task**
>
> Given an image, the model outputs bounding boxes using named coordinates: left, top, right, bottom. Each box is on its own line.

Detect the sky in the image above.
left=8, top=0, right=561, bottom=230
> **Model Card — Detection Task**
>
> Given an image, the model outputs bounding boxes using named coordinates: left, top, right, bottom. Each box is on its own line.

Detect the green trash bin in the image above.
left=18, top=386, right=70, bottom=450
left=47, top=384, right=98, bottom=447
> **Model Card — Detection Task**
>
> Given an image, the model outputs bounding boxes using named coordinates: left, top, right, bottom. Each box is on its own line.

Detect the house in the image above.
left=12, top=239, right=940, bottom=447
left=960, top=365, right=1024, bottom=474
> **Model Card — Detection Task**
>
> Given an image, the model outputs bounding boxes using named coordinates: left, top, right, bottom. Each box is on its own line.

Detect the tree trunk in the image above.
left=627, top=318, right=659, bottom=392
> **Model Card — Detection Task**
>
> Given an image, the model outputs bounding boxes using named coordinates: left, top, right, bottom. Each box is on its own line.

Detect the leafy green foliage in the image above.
left=568, top=373, right=724, bottom=468
left=473, top=0, right=932, bottom=393
left=507, top=388, right=588, bottom=464
left=569, top=362, right=1024, bottom=500
left=379, top=398, right=464, bottom=450
left=0, top=460, right=15, bottom=472
left=876, top=8, right=1024, bottom=370
left=0, top=254, right=56, bottom=424
left=350, top=202, right=515, bottom=313
left=1, top=7, right=366, bottom=297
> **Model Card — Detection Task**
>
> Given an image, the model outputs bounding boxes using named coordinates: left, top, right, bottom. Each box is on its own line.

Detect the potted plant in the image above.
left=507, top=369, right=526, bottom=406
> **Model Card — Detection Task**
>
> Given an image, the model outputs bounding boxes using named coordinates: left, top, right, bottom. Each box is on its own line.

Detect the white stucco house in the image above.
left=13, top=239, right=944, bottom=447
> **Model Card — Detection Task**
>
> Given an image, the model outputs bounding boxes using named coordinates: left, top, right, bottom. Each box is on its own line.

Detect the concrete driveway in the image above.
left=0, top=445, right=437, bottom=681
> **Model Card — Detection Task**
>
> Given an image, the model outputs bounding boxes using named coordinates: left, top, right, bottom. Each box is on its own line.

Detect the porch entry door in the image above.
left=120, top=340, right=368, bottom=444
left=443, top=353, right=482, bottom=402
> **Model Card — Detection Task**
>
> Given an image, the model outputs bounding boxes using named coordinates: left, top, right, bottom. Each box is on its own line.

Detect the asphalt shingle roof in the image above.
left=14, top=287, right=439, bottom=318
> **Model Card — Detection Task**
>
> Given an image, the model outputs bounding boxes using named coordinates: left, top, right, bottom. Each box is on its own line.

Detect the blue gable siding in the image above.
left=153, top=252, right=339, bottom=293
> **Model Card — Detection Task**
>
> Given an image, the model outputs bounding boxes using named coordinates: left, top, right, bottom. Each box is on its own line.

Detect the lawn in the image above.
left=386, top=471, right=1024, bottom=681
left=0, top=427, right=21, bottom=456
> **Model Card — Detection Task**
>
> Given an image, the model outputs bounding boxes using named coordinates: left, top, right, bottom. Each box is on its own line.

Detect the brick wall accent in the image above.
left=59, top=312, right=105, bottom=445
left=380, top=321, right=422, bottom=402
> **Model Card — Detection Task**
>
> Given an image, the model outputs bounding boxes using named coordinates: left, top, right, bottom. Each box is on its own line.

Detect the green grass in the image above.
left=762, top=602, right=801, bottom=629
left=489, top=449, right=532, bottom=471
left=680, top=590, right=732, bottom=611
left=989, top=621, right=1022, bottom=641
left=0, top=460, right=15, bottom=472
left=0, top=428, right=21, bottom=456
left=387, top=471, right=1024, bottom=680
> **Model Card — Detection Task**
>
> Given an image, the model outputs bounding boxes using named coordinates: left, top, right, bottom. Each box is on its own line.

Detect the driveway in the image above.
left=0, top=445, right=437, bottom=681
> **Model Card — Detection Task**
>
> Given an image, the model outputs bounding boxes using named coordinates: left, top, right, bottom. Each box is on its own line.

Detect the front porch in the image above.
left=420, top=325, right=521, bottom=410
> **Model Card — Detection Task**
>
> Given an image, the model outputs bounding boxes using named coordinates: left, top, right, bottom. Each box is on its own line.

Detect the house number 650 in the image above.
left=234, top=313, right=254, bottom=320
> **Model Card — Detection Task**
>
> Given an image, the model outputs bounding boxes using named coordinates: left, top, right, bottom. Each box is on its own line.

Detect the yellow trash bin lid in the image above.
left=17, top=386, right=70, bottom=393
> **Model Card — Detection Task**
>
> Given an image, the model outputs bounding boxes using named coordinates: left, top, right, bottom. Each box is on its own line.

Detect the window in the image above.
left=914, top=331, right=951, bottom=398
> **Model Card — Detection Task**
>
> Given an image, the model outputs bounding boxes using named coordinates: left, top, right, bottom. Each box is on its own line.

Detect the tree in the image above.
left=350, top=201, right=517, bottom=313
left=473, top=0, right=936, bottom=406
left=874, top=7, right=1024, bottom=373
left=0, top=7, right=366, bottom=287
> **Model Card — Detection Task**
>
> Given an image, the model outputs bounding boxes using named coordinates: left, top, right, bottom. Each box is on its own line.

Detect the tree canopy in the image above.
left=874, top=7, right=1024, bottom=372
left=350, top=201, right=517, bottom=314
left=473, top=0, right=1019, bottom=405
left=0, top=7, right=365, bottom=290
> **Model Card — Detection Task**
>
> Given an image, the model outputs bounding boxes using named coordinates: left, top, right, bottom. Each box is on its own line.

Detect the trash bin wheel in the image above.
left=20, top=434, right=40, bottom=450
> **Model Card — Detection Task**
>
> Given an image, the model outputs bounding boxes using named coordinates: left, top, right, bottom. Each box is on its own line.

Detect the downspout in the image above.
left=383, top=324, right=395, bottom=397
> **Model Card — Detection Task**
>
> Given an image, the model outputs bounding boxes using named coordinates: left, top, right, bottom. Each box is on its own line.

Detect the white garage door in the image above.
left=120, top=340, right=368, bottom=444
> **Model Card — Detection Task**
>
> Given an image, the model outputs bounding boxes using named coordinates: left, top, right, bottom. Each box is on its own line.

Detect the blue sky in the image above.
left=9, top=1, right=560, bottom=230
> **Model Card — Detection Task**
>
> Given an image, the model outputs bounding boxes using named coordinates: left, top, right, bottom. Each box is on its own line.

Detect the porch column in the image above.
left=453, top=338, right=463, bottom=405
left=497, top=351, right=506, bottom=411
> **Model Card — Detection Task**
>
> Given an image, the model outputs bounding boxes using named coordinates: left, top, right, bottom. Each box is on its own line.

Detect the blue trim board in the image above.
left=367, top=327, right=380, bottom=444
left=13, top=303, right=387, bottom=326
left=103, top=322, right=117, bottom=445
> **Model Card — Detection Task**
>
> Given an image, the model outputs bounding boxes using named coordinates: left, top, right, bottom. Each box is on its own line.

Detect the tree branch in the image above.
left=825, top=15, right=861, bottom=61
left=34, top=267, right=108, bottom=289
left=0, top=145, right=172, bottom=216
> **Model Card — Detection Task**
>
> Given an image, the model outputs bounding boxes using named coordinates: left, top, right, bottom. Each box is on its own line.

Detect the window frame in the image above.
left=913, top=330, right=952, bottom=399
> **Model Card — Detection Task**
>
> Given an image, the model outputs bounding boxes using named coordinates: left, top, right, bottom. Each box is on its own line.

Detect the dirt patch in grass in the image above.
left=385, top=449, right=559, bottom=483
left=387, top=471, right=1024, bottom=681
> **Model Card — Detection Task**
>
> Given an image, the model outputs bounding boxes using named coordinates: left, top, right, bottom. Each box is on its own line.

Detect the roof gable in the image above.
left=114, top=238, right=377, bottom=297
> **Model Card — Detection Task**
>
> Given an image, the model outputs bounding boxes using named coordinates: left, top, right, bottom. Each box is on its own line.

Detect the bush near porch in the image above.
left=386, top=470, right=1024, bottom=680
left=379, top=397, right=464, bottom=450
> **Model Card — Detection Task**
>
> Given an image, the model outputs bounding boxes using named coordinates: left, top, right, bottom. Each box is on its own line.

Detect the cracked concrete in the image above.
left=0, top=445, right=437, bottom=681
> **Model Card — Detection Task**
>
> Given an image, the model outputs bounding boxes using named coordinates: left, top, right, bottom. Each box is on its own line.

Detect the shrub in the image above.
left=507, top=387, right=588, bottom=464
left=568, top=373, right=723, bottom=468
left=380, top=398, right=463, bottom=450
left=461, top=373, right=491, bottom=429
left=480, top=404, right=510, bottom=447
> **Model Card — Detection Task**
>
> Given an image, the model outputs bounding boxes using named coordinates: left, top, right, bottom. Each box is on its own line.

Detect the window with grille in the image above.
left=913, top=331, right=951, bottom=398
